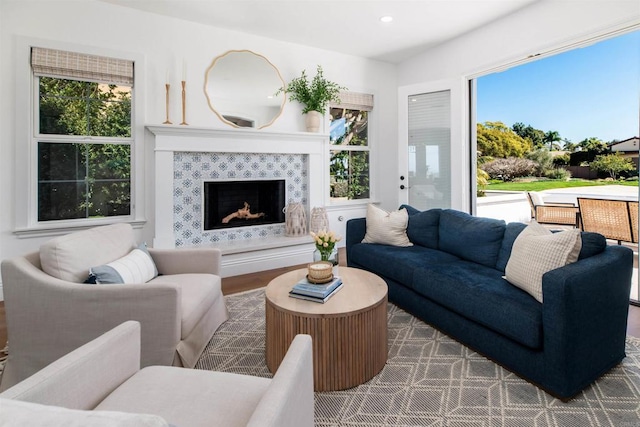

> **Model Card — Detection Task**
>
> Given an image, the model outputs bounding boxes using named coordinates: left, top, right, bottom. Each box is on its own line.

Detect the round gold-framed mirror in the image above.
left=204, top=50, right=286, bottom=129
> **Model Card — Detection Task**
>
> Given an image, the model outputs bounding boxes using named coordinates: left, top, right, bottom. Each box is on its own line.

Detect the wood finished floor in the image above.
left=1, top=247, right=639, bottom=350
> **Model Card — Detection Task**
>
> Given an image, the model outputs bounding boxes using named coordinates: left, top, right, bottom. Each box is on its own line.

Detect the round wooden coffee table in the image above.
left=265, top=266, right=388, bottom=391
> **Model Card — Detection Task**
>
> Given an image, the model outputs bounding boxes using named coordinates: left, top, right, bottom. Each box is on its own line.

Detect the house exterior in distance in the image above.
left=609, top=137, right=639, bottom=168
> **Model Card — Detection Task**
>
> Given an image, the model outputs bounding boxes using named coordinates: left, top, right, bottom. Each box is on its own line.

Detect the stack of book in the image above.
left=289, top=276, right=343, bottom=303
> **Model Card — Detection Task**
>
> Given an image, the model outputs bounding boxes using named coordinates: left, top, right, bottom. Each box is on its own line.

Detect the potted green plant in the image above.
left=277, top=65, right=346, bottom=132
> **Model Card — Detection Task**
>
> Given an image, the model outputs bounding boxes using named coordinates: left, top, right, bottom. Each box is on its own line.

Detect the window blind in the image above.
left=332, top=91, right=374, bottom=111
left=31, top=47, right=134, bottom=86
left=407, top=90, right=452, bottom=210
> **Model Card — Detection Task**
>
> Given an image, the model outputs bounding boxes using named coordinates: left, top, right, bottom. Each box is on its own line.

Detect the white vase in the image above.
left=304, top=111, right=322, bottom=132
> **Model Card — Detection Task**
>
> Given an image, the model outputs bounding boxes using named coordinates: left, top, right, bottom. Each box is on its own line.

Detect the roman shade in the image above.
left=333, top=91, right=374, bottom=111
left=31, top=47, right=134, bottom=85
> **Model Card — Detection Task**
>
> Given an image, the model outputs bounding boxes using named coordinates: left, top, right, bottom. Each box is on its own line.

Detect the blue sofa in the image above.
left=346, top=206, right=633, bottom=400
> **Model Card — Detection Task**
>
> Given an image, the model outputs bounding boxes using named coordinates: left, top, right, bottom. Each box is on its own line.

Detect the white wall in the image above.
left=0, top=0, right=398, bottom=268
left=397, top=0, right=640, bottom=213
left=399, top=1, right=640, bottom=85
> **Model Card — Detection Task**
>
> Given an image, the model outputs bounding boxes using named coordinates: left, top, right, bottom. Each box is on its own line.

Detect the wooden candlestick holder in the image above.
left=163, top=83, right=172, bottom=124
left=180, top=80, right=188, bottom=125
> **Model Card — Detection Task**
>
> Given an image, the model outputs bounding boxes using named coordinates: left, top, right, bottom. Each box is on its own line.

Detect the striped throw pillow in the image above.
left=88, top=243, right=158, bottom=285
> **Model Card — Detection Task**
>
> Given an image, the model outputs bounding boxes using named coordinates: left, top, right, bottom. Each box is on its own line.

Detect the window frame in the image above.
left=328, top=92, right=375, bottom=206
left=14, top=37, right=146, bottom=237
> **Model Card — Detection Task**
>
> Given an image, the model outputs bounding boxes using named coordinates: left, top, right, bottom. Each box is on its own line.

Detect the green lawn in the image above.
left=486, top=179, right=638, bottom=192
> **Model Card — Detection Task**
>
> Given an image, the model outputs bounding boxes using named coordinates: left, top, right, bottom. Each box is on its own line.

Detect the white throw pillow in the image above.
left=362, top=204, right=413, bottom=247
left=0, top=398, right=170, bottom=427
left=505, top=221, right=581, bottom=303
left=88, top=243, right=158, bottom=285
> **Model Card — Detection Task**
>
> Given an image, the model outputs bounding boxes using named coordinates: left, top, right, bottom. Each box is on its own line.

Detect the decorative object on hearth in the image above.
left=284, top=203, right=307, bottom=236
left=204, top=49, right=286, bottom=129
left=222, top=202, right=265, bottom=224
left=276, top=65, right=346, bottom=132
left=309, top=207, right=329, bottom=234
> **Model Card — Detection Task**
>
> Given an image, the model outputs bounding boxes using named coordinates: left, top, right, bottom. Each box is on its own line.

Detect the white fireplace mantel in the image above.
left=147, top=125, right=329, bottom=276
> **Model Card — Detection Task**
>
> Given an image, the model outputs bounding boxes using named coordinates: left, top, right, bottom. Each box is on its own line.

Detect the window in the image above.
left=329, top=92, right=373, bottom=202
left=32, top=47, right=133, bottom=222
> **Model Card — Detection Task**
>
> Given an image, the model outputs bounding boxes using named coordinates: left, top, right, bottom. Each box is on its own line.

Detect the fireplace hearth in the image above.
left=203, top=180, right=286, bottom=230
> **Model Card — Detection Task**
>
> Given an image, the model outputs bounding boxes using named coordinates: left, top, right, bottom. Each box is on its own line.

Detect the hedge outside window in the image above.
left=33, top=48, right=133, bottom=222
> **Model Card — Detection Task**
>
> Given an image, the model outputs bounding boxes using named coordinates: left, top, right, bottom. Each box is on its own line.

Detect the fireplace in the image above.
left=203, top=179, right=286, bottom=230
left=149, top=125, right=326, bottom=276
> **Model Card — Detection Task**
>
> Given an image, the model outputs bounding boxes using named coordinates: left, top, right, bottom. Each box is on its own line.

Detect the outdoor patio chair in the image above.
left=629, top=201, right=638, bottom=244
left=577, top=198, right=635, bottom=244
left=527, top=191, right=580, bottom=227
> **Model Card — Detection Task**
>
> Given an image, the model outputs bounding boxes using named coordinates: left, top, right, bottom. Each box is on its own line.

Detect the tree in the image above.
left=477, top=122, right=531, bottom=158
left=511, top=122, right=545, bottom=148
left=38, top=77, right=131, bottom=220
left=590, top=153, right=635, bottom=180
left=562, top=138, right=577, bottom=152
left=578, top=137, right=608, bottom=154
left=543, top=130, right=562, bottom=151
left=569, top=137, right=610, bottom=166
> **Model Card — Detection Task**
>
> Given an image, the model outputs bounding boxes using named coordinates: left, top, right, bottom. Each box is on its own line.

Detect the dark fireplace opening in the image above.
left=203, top=180, right=286, bottom=230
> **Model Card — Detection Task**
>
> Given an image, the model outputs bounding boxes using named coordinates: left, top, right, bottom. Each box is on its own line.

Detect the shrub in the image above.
left=543, top=167, right=571, bottom=180
left=477, top=168, right=489, bottom=197
left=525, top=148, right=553, bottom=176
left=482, top=157, right=537, bottom=181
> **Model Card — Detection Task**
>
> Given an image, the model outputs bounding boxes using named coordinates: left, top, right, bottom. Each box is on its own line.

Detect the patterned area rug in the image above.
left=196, top=289, right=640, bottom=427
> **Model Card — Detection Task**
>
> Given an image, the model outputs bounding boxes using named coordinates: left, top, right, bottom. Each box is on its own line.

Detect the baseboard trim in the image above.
left=220, top=243, right=315, bottom=278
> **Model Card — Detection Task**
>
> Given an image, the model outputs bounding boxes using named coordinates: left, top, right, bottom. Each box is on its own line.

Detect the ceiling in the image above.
left=100, top=0, right=539, bottom=63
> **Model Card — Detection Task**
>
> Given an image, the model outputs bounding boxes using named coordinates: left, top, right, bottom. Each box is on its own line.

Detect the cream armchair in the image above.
left=0, top=223, right=228, bottom=390
left=0, top=322, right=314, bottom=427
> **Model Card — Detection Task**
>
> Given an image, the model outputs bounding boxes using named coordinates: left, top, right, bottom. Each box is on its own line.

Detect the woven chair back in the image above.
left=629, top=201, right=638, bottom=243
left=578, top=198, right=634, bottom=243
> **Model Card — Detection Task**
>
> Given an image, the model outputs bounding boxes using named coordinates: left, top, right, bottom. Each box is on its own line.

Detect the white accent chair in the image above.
left=0, top=322, right=315, bottom=427
left=0, top=223, right=228, bottom=390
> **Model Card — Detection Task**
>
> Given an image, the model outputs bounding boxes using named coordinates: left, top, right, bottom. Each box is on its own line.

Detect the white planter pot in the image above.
left=304, top=111, right=322, bottom=132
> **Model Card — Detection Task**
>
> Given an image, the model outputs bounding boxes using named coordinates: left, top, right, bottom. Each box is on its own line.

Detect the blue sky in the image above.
left=477, top=30, right=639, bottom=144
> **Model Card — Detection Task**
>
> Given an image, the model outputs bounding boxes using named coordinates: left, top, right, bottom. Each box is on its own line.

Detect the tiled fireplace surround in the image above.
left=148, top=126, right=326, bottom=277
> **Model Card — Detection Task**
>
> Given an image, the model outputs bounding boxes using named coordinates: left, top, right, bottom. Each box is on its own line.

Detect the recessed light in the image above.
left=380, top=16, right=393, bottom=23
